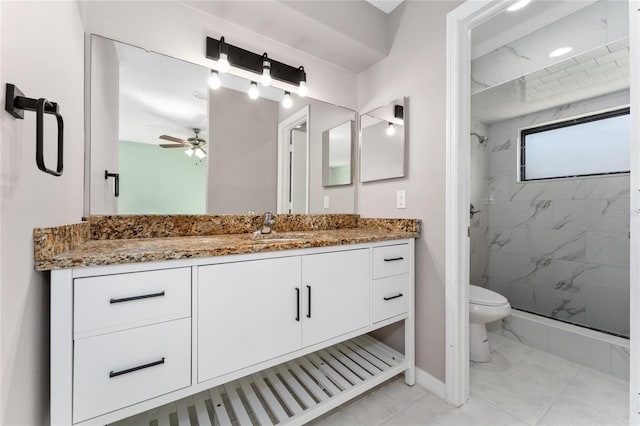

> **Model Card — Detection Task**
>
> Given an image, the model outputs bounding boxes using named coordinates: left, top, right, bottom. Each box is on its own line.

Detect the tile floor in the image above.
left=311, top=333, right=629, bottom=426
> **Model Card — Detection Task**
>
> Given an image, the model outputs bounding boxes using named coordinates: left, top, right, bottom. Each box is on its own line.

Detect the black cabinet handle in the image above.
left=105, top=170, right=120, bottom=197
left=306, top=285, right=311, bottom=318
left=383, top=293, right=404, bottom=301
left=110, top=291, right=165, bottom=304
left=109, top=357, right=165, bottom=378
left=384, top=257, right=404, bottom=262
left=295, top=287, right=300, bottom=321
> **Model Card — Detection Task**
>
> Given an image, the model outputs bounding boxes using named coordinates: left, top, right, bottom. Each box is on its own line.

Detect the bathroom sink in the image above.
left=252, top=237, right=302, bottom=243
left=250, top=232, right=309, bottom=242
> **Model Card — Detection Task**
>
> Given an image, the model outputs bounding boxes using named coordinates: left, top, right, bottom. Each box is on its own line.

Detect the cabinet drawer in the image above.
left=73, top=318, right=191, bottom=423
left=372, top=274, right=410, bottom=323
left=74, top=268, right=191, bottom=338
left=372, top=244, right=409, bottom=279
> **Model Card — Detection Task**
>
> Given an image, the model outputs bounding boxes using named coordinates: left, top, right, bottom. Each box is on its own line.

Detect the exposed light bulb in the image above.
left=195, top=148, right=206, bottom=159
left=282, top=91, right=292, bottom=109
left=218, top=52, right=231, bottom=73
left=261, top=60, right=272, bottom=86
left=248, top=82, right=260, bottom=100
left=208, top=70, right=221, bottom=90
left=506, top=0, right=531, bottom=12
left=298, top=80, right=308, bottom=97
left=549, top=46, right=573, bottom=58
left=185, top=147, right=194, bottom=157
left=386, top=122, right=396, bottom=136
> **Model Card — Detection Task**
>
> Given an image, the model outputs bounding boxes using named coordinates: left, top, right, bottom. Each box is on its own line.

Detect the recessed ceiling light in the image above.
left=549, top=47, right=573, bottom=58
left=507, top=0, right=531, bottom=12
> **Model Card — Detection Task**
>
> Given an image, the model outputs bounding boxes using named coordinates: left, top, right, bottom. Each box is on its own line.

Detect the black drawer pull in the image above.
left=109, top=357, right=165, bottom=378
left=306, top=285, right=312, bottom=318
left=383, top=257, right=404, bottom=262
left=110, top=291, right=165, bottom=304
left=383, top=293, right=404, bottom=301
left=295, top=287, right=300, bottom=322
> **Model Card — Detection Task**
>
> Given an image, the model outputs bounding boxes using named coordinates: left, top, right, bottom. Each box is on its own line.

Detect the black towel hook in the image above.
left=5, top=83, right=64, bottom=177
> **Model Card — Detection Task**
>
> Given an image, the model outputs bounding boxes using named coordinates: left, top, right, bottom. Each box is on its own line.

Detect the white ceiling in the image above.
left=183, top=0, right=390, bottom=72
left=366, top=0, right=404, bottom=14
left=116, top=39, right=287, bottom=146
left=471, top=1, right=596, bottom=60
left=471, top=38, right=629, bottom=124
left=117, top=41, right=210, bottom=145
left=470, top=0, right=629, bottom=123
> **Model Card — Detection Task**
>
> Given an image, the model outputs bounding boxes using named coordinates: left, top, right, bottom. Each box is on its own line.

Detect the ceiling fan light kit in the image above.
left=159, top=128, right=207, bottom=159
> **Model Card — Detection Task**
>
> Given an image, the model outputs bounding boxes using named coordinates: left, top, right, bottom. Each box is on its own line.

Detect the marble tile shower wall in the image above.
left=485, top=91, right=630, bottom=337
left=470, top=119, right=490, bottom=288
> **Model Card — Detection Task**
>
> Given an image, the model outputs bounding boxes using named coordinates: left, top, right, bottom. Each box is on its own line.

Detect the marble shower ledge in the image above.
left=33, top=215, right=420, bottom=271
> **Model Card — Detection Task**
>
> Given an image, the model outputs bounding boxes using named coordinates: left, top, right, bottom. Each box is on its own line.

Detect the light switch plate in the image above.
left=396, top=190, right=406, bottom=209
left=323, top=195, right=330, bottom=209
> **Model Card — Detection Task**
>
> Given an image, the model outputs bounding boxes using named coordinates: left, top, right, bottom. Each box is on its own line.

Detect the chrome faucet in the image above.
left=260, top=211, right=276, bottom=234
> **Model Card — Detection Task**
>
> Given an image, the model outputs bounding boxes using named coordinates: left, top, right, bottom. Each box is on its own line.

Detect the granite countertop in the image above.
left=34, top=215, right=420, bottom=271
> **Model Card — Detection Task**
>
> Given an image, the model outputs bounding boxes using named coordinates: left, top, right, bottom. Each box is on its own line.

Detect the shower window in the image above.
left=519, top=107, right=630, bottom=181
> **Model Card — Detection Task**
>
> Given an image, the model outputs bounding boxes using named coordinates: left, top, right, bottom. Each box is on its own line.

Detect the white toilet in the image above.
left=469, top=285, right=511, bottom=362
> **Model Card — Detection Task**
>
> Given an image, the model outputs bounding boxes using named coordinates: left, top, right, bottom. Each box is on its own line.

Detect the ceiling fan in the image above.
left=159, top=128, right=207, bottom=159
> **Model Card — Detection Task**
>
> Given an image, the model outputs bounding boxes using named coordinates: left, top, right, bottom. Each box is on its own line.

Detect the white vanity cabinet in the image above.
left=65, top=268, right=192, bottom=423
left=50, top=239, right=415, bottom=426
left=197, top=256, right=303, bottom=382
left=371, top=244, right=411, bottom=323
left=197, top=249, right=370, bottom=384
left=300, top=249, right=370, bottom=347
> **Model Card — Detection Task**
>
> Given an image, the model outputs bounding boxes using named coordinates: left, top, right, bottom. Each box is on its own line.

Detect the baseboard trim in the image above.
left=415, top=367, right=446, bottom=400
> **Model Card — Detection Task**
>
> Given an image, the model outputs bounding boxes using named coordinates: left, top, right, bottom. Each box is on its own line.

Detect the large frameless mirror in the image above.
left=87, top=34, right=357, bottom=215
left=359, top=97, right=407, bottom=182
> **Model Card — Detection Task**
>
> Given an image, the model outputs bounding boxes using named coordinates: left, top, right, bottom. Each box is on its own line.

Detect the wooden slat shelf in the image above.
left=110, top=335, right=405, bottom=426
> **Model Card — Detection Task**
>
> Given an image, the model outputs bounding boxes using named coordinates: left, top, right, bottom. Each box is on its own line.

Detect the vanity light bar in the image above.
left=206, top=36, right=307, bottom=88
left=394, top=105, right=404, bottom=120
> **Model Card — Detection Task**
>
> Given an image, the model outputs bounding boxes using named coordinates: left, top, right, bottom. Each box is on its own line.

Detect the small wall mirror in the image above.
left=322, top=120, right=353, bottom=186
left=360, top=98, right=407, bottom=182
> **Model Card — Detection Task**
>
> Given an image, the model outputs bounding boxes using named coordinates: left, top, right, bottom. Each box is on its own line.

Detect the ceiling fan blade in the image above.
left=159, top=135, right=187, bottom=143
left=159, top=143, right=186, bottom=148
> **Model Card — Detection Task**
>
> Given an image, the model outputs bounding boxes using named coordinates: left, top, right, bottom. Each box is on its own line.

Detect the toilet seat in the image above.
left=469, top=285, right=508, bottom=307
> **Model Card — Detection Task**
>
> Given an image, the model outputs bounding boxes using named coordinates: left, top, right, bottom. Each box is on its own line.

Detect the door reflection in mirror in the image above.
left=322, top=121, right=353, bottom=187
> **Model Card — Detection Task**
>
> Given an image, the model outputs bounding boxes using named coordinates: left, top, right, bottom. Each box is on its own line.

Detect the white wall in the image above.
left=357, top=1, right=462, bottom=381
left=307, top=102, right=356, bottom=213
left=81, top=1, right=357, bottom=110
left=89, top=35, right=119, bottom=214
left=208, top=88, right=279, bottom=214
left=360, top=121, right=405, bottom=182
left=0, top=2, right=85, bottom=425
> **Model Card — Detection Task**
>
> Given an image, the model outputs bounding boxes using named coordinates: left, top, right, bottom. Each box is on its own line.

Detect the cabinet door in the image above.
left=197, top=257, right=302, bottom=383
left=301, top=249, right=370, bottom=347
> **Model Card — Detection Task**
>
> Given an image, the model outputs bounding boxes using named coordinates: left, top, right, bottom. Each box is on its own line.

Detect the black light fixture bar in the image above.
left=394, top=105, right=404, bottom=120
left=206, top=36, right=305, bottom=86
